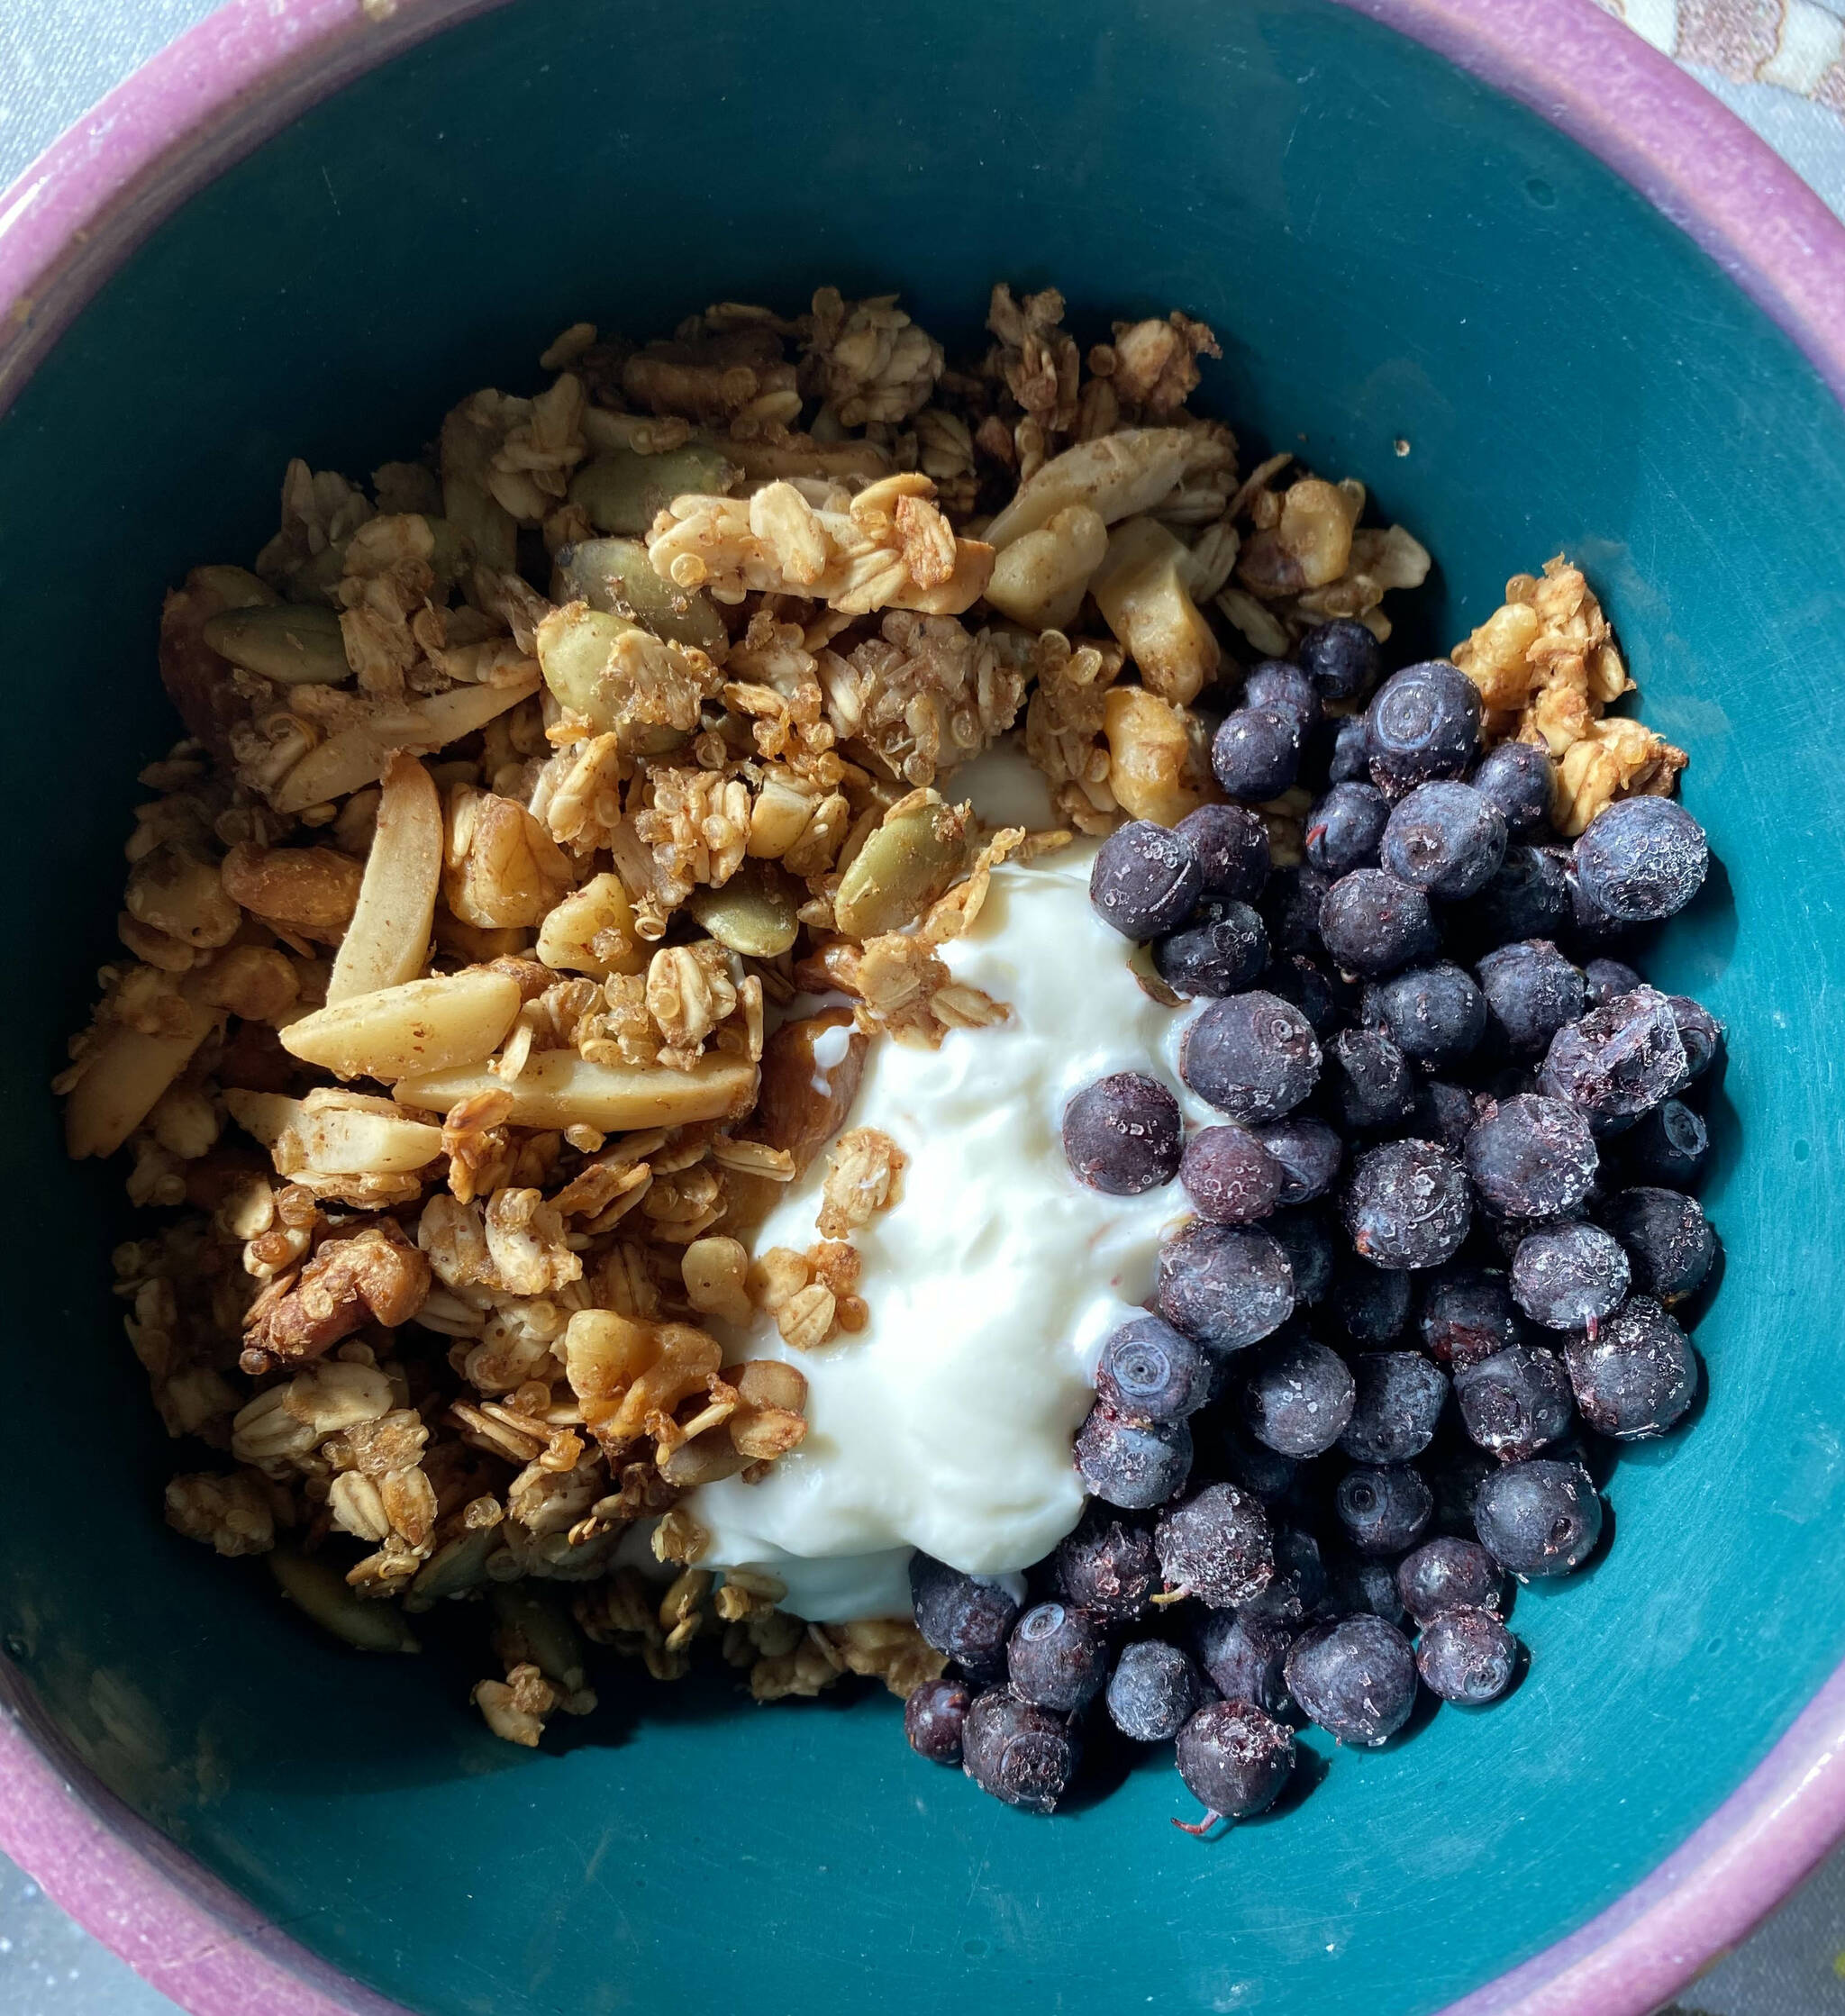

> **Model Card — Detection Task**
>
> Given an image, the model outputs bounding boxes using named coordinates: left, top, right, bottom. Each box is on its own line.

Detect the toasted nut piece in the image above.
left=202, top=603, right=352, bottom=686
left=983, top=504, right=1109, bottom=631
left=221, top=842, right=365, bottom=934
left=682, top=1235, right=752, bottom=1326
left=562, top=1310, right=723, bottom=1447
left=659, top=1433, right=751, bottom=1486
left=568, top=443, right=738, bottom=536
left=1104, top=686, right=1212, bottom=825
left=748, top=1010, right=868, bottom=1176
left=533, top=601, right=717, bottom=740
left=268, top=1550, right=420, bottom=1652
left=986, top=427, right=1222, bottom=548
left=535, top=871, right=648, bottom=977
left=224, top=1089, right=444, bottom=1175
left=832, top=792, right=966, bottom=938
left=126, top=845, right=241, bottom=949
left=729, top=1358, right=809, bottom=1458
left=727, top=435, right=893, bottom=485
left=280, top=971, right=523, bottom=1082
left=551, top=535, right=729, bottom=654
left=444, top=786, right=573, bottom=929
left=1238, top=477, right=1360, bottom=596
left=327, top=752, right=443, bottom=1003
left=397, top=1050, right=758, bottom=1132
left=270, top=670, right=541, bottom=814
left=64, top=999, right=220, bottom=1159
left=685, top=861, right=799, bottom=958
left=1090, top=517, right=1221, bottom=704
left=159, top=569, right=259, bottom=762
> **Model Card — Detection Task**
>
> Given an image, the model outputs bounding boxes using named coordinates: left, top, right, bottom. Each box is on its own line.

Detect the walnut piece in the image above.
left=241, top=1219, right=431, bottom=1374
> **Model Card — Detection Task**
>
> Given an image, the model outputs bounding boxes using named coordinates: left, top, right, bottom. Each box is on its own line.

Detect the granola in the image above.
left=62, top=278, right=1437, bottom=1746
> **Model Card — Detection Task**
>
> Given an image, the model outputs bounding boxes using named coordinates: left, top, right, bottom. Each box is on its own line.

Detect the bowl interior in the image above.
left=4, top=2, right=1844, bottom=2012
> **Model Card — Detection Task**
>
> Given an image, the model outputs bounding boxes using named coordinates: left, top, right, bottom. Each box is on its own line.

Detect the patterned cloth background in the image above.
left=0, top=3, right=1842, bottom=2013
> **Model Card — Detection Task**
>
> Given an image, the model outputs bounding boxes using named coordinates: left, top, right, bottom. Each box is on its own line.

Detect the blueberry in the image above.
left=1242, top=1335, right=1357, bottom=1458
left=1243, top=1526, right=1328, bottom=1623
left=1213, top=706, right=1304, bottom=800
left=1622, top=1099, right=1709, bottom=1187
left=1181, top=1124, right=1286, bottom=1224
left=1368, top=962, right=1488, bottom=1070
left=1471, top=741, right=1553, bottom=835
left=1156, top=1483, right=1275, bottom=1607
left=1416, top=1608, right=1518, bottom=1704
left=1459, top=845, right=1572, bottom=945
left=1107, top=1639, right=1206, bottom=1743
left=1474, top=1458, right=1603, bottom=1577
left=1177, top=804, right=1271, bottom=904
left=1566, top=857, right=1630, bottom=946
left=1062, top=1072, right=1183, bottom=1194
left=1335, top=1464, right=1433, bottom=1554
left=1201, top=1414, right=1300, bottom=1503
left=1318, top=869, right=1440, bottom=976
left=1300, top=619, right=1382, bottom=702
left=1195, top=1610, right=1296, bottom=1717
left=1328, top=714, right=1371, bottom=784
left=1180, top=989, right=1322, bottom=1122
left=905, top=1676, right=972, bottom=1764
left=1174, top=1700, right=1296, bottom=1826
left=1305, top=781, right=1389, bottom=876
left=1051, top=1508, right=1159, bottom=1626
left=1413, top=1079, right=1478, bottom=1152
left=1365, top=659, right=1482, bottom=796
left=1667, top=995, right=1723, bottom=1082
left=1582, top=957, right=1642, bottom=1008
left=910, top=1555, right=1021, bottom=1681
left=1565, top=1295, right=1698, bottom=1439
left=1089, top=819, right=1202, bottom=940
left=1266, top=951, right=1355, bottom=1033
left=1246, top=658, right=1323, bottom=731
left=1329, top=1026, right=1418, bottom=1132
left=1155, top=1221, right=1296, bottom=1357
left=1286, top=1614, right=1419, bottom=1745
left=1095, top=1316, right=1215, bottom=1422
left=1454, top=1344, right=1574, bottom=1461
left=1343, top=1139, right=1473, bottom=1270
left=1341, top=1351, right=1450, bottom=1463
left=1075, top=1405, right=1194, bottom=1509
left=1381, top=781, right=1507, bottom=899
left=1540, top=985, right=1689, bottom=1133
left=1511, top=1221, right=1631, bottom=1330
left=1420, top=1267, right=1522, bottom=1370
left=1333, top=1258, right=1414, bottom=1344
left=1260, top=864, right=1332, bottom=956
left=1477, top=940, right=1586, bottom=1057
left=1463, top=1093, right=1599, bottom=1219
left=1251, top=1116, right=1344, bottom=1204
left=1320, top=1548, right=1410, bottom=1625
left=1008, top=1602, right=1110, bottom=1712
left=1595, top=1185, right=1717, bottom=1303
left=1153, top=900, right=1269, bottom=999
left=961, top=1688, right=1081, bottom=1813
left=1395, top=1537, right=1504, bottom=1623
left=1573, top=797, right=1709, bottom=922
left=1266, top=1207, right=1336, bottom=1304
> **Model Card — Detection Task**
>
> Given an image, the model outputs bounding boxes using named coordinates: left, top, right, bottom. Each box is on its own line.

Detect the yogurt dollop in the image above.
left=687, top=773, right=1210, bottom=1620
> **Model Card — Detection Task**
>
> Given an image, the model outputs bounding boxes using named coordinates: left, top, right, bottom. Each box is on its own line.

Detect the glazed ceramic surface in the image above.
left=2, top=3, right=1843, bottom=2013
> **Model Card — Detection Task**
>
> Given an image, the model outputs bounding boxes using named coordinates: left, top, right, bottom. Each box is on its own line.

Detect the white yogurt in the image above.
left=686, top=756, right=1211, bottom=1620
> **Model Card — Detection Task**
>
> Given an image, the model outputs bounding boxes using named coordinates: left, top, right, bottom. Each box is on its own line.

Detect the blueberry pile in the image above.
left=902, top=621, right=1723, bottom=1830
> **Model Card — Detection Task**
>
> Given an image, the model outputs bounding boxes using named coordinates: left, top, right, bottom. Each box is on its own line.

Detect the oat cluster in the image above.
left=62, top=283, right=1446, bottom=1741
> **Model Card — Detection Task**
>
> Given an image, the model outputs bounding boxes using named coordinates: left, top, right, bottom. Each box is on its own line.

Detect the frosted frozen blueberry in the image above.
left=1285, top=1614, right=1419, bottom=1746
left=1565, top=1295, right=1698, bottom=1439
left=1174, top=1700, right=1295, bottom=1826
left=1573, top=797, right=1708, bottom=922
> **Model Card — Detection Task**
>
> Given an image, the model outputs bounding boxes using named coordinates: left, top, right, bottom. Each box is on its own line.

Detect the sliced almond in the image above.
left=396, top=1050, right=757, bottom=1131
left=327, top=753, right=443, bottom=1004
left=224, top=1089, right=443, bottom=1175
left=279, top=970, right=523, bottom=1082
left=747, top=1010, right=868, bottom=1176
left=270, top=669, right=541, bottom=814
left=64, top=1002, right=219, bottom=1159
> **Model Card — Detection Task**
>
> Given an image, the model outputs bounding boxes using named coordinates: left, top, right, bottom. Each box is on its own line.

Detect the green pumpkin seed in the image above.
left=832, top=795, right=967, bottom=938
left=488, top=1583, right=590, bottom=1694
left=280, top=542, right=349, bottom=604
left=202, top=603, right=351, bottom=686
left=686, top=862, right=800, bottom=958
left=193, top=565, right=279, bottom=610
left=534, top=602, right=636, bottom=721
left=403, top=1527, right=497, bottom=1611
left=268, top=1549, right=420, bottom=1653
left=568, top=442, right=736, bottom=536
left=553, top=535, right=728, bottom=654
left=441, top=472, right=517, bottom=574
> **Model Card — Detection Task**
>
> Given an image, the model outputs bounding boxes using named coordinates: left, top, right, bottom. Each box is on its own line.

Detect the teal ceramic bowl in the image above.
left=5, top=4, right=1845, bottom=2014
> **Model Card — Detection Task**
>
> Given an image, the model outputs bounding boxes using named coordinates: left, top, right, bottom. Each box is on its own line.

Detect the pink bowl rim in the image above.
left=4, top=2, right=1845, bottom=2013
